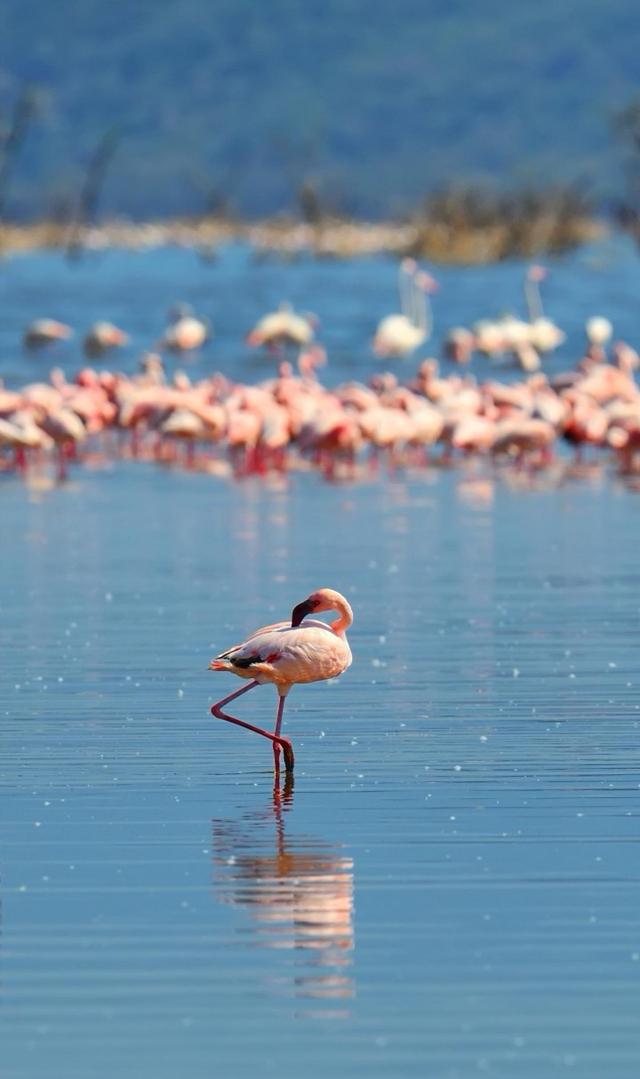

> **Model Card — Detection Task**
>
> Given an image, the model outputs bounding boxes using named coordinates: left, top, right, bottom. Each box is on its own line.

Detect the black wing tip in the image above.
left=230, top=654, right=260, bottom=669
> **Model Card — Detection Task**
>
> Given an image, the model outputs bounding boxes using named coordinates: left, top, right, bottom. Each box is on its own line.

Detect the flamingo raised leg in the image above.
left=211, top=679, right=294, bottom=773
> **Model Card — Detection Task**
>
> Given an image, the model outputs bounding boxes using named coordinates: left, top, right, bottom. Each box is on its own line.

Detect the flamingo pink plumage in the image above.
left=209, top=588, right=353, bottom=773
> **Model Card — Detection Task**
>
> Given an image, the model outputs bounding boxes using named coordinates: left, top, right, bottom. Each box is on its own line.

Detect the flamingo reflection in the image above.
left=212, top=778, right=354, bottom=1012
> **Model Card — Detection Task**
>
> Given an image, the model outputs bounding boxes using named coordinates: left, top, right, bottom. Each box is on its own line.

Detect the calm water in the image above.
left=2, top=242, right=640, bottom=1078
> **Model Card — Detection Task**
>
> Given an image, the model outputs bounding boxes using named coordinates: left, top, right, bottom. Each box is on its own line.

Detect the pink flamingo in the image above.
left=83, top=322, right=129, bottom=359
left=246, top=304, right=316, bottom=350
left=160, top=305, right=209, bottom=352
left=23, top=319, right=73, bottom=350
left=209, top=588, right=353, bottom=774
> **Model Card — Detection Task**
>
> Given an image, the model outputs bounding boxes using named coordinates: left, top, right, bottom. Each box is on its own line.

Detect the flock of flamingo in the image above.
left=2, top=261, right=640, bottom=485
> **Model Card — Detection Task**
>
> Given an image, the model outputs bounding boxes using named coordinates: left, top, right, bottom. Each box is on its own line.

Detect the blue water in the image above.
left=2, top=242, right=640, bottom=1078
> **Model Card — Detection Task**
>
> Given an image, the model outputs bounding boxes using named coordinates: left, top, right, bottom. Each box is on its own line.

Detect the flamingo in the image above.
left=473, top=318, right=505, bottom=358
left=585, top=316, right=613, bottom=362
left=23, top=319, right=73, bottom=350
left=373, top=260, right=436, bottom=357
left=83, top=322, right=129, bottom=359
left=468, top=266, right=564, bottom=369
left=161, top=304, right=209, bottom=351
left=524, top=266, right=565, bottom=354
left=443, top=327, right=475, bottom=364
left=209, top=588, right=353, bottom=773
left=246, top=304, right=316, bottom=350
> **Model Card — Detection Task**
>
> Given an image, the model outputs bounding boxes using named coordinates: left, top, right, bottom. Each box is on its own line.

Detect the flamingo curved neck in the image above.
left=398, top=263, right=430, bottom=338
left=415, top=285, right=430, bottom=336
left=330, top=597, right=353, bottom=636
left=399, top=264, right=412, bottom=321
left=524, top=277, right=543, bottom=321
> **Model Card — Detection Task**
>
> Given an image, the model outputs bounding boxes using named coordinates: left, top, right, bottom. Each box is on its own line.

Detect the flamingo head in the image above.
left=298, top=345, right=327, bottom=376
left=415, top=271, right=439, bottom=294
left=75, top=367, right=99, bottom=388
left=527, top=264, right=547, bottom=283
left=290, top=587, right=349, bottom=627
left=106, top=324, right=129, bottom=347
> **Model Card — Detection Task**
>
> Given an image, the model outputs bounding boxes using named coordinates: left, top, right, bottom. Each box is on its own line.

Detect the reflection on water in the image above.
left=212, top=779, right=354, bottom=1015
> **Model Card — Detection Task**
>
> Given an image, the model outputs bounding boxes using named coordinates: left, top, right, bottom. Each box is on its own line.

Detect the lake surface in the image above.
left=2, top=241, right=640, bottom=1078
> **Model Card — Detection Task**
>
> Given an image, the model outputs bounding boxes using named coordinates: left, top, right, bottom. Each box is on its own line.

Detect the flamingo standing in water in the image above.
left=209, top=588, right=353, bottom=773
left=524, top=265, right=565, bottom=354
left=246, top=303, right=316, bottom=350
left=373, top=259, right=436, bottom=357
left=23, top=319, right=73, bottom=350
left=585, top=316, right=613, bottom=363
left=83, top=321, right=129, bottom=359
left=161, top=304, right=209, bottom=351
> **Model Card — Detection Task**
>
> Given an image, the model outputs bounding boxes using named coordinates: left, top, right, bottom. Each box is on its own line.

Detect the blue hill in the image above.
left=0, top=0, right=637, bottom=219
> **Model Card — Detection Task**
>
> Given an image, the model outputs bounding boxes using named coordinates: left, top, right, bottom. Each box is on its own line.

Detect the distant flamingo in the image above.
left=209, top=588, right=353, bottom=773
left=524, top=266, right=565, bottom=354
left=246, top=303, right=316, bottom=350
left=161, top=304, right=209, bottom=351
left=443, top=327, right=475, bottom=364
left=585, top=316, right=613, bottom=362
left=84, top=322, right=129, bottom=359
left=23, top=319, right=73, bottom=350
left=473, top=318, right=505, bottom=358
left=468, top=266, right=564, bottom=368
left=373, top=260, right=436, bottom=357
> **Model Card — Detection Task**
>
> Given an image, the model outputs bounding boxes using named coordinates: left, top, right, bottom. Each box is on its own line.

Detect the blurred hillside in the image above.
left=0, top=0, right=637, bottom=220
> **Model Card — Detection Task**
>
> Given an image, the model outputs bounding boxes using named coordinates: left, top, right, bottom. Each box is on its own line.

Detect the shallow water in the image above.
left=2, top=463, right=640, bottom=1078
left=2, top=242, right=640, bottom=1077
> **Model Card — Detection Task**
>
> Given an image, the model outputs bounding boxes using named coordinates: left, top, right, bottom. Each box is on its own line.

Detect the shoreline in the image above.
left=0, top=213, right=605, bottom=264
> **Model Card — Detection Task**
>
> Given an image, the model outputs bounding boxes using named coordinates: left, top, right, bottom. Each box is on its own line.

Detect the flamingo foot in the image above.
left=272, top=737, right=295, bottom=774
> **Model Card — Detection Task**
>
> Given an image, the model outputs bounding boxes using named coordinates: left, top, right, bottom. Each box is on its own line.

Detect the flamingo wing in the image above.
left=211, top=620, right=351, bottom=685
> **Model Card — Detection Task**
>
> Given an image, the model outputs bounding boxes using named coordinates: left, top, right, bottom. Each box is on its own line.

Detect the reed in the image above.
left=404, top=184, right=600, bottom=263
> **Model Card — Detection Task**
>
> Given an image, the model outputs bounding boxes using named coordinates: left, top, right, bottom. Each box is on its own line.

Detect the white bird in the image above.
left=528, top=317, right=565, bottom=354
left=373, top=260, right=436, bottom=357
left=584, top=316, right=613, bottom=363
left=586, top=316, right=613, bottom=346
left=246, top=303, right=316, bottom=350
left=23, top=319, right=73, bottom=350
left=523, top=266, right=565, bottom=353
left=161, top=304, right=209, bottom=351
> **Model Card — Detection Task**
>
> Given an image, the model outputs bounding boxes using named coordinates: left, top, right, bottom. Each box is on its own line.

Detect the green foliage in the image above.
left=0, top=0, right=636, bottom=219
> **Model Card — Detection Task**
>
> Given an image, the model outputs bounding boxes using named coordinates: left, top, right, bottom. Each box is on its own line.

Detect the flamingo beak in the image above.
left=291, top=599, right=314, bottom=627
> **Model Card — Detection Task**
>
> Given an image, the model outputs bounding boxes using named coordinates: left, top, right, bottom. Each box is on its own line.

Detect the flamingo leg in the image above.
left=211, top=680, right=294, bottom=772
left=272, top=694, right=288, bottom=774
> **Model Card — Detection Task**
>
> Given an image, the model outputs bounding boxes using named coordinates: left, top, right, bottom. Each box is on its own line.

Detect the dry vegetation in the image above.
left=0, top=182, right=603, bottom=264
left=404, top=186, right=601, bottom=263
